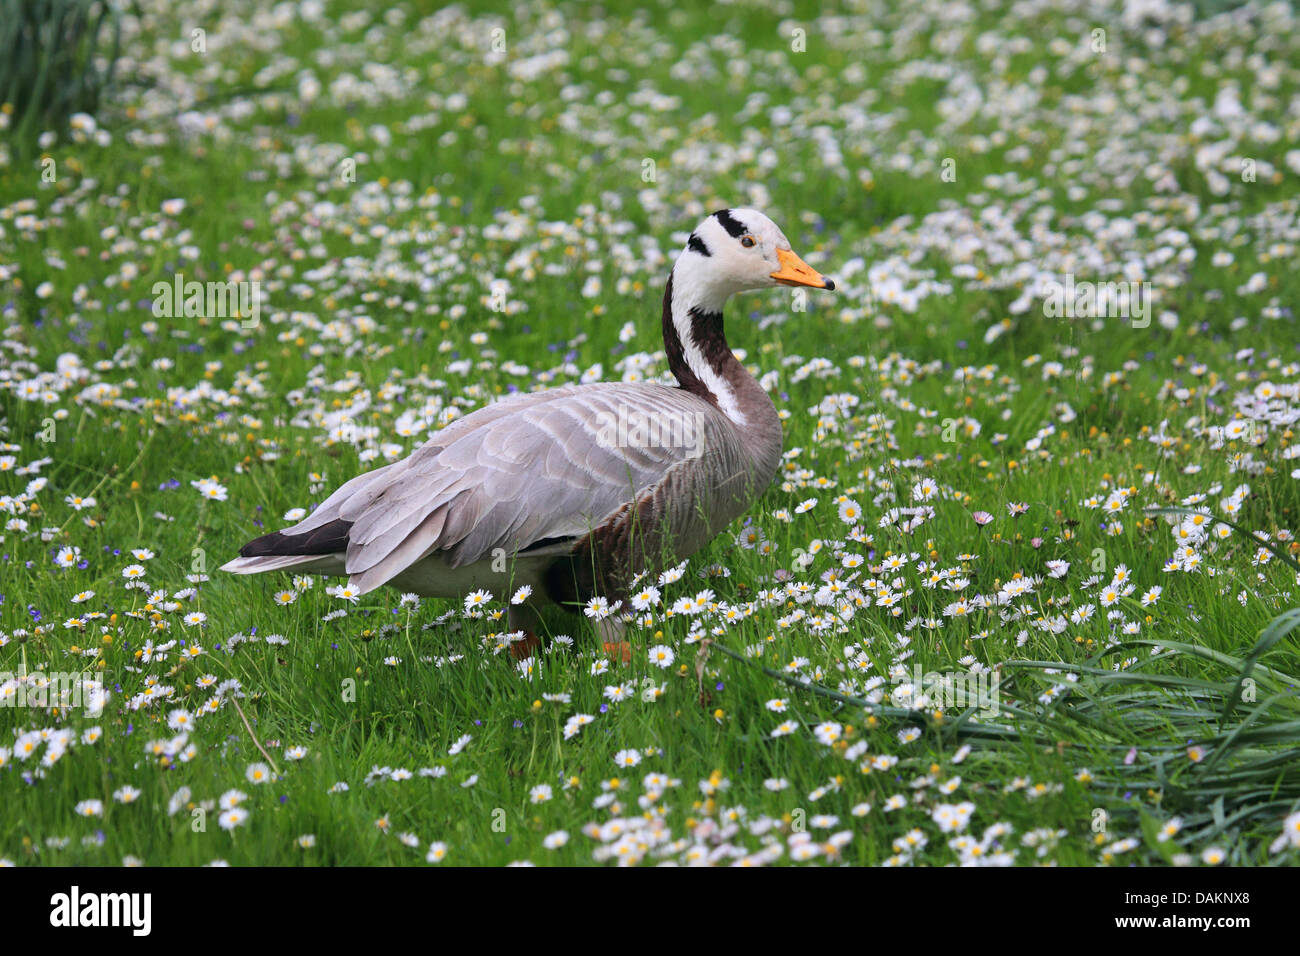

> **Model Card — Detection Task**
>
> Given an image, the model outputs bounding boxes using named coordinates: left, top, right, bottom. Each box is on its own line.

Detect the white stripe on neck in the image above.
left=670, top=256, right=745, bottom=426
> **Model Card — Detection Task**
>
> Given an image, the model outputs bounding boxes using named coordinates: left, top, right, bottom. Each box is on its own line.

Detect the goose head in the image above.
left=662, top=209, right=836, bottom=431
left=676, top=208, right=835, bottom=308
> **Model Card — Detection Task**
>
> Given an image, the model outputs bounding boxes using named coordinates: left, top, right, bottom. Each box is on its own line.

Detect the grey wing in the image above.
left=279, top=383, right=745, bottom=593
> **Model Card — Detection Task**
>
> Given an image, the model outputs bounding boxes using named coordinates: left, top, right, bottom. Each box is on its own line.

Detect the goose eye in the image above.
left=740, top=235, right=756, bottom=248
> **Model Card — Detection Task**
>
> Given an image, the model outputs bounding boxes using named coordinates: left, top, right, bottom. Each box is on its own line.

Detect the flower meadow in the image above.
left=1, top=0, right=1299, bottom=867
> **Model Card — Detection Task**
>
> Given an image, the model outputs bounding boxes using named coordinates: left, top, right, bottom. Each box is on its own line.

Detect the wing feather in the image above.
left=272, top=382, right=758, bottom=592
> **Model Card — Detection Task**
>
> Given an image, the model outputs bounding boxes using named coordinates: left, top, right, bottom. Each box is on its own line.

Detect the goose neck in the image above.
left=660, top=269, right=780, bottom=458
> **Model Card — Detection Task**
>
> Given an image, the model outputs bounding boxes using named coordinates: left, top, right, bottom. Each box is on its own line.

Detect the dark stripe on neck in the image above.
left=687, top=233, right=711, bottom=257
left=662, top=271, right=728, bottom=406
left=713, top=208, right=747, bottom=238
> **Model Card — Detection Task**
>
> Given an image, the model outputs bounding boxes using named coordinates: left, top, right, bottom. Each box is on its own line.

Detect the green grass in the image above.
left=0, top=0, right=122, bottom=156
left=0, top=0, right=1298, bottom=866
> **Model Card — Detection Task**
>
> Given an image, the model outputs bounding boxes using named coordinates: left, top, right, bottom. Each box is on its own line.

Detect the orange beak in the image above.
left=771, top=248, right=835, bottom=290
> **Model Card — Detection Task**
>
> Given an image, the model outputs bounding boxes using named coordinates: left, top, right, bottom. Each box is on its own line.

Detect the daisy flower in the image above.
left=838, top=499, right=863, bottom=524
left=647, top=644, right=675, bottom=668
left=812, top=721, right=842, bottom=745
left=464, top=589, right=493, bottom=612
left=631, top=586, right=661, bottom=609
left=326, top=583, right=361, bottom=603
left=529, top=784, right=553, bottom=803
left=219, top=807, right=249, bottom=830
left=583, top=596, right=613, bottom=620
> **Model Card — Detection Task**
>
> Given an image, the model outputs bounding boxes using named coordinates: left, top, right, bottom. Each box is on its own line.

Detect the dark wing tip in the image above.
left=239, top=519, right=353, bottom=557
left=238, top=531, right=290, bottom=558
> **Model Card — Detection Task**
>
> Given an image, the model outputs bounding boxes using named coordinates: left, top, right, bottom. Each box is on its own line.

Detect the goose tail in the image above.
left=220, top=519, right=352, bottom=577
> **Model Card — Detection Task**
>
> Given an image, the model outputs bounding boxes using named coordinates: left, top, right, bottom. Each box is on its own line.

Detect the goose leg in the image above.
left=508, top=604, right=544, bottom=661
left=596, top=615, right=632, bottom=664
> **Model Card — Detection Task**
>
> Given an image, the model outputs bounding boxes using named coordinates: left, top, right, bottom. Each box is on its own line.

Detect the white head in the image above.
left=672, top=208, right=835, bottom=312
left=662, top=209, right=836, bottom=428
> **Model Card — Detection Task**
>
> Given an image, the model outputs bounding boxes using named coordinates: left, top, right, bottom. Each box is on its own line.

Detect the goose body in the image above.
left=222, top=209, right=835, bottom=647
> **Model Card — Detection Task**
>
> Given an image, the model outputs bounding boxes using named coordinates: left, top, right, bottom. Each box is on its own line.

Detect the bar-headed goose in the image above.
left=222, top=208, right=835, bottom=658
